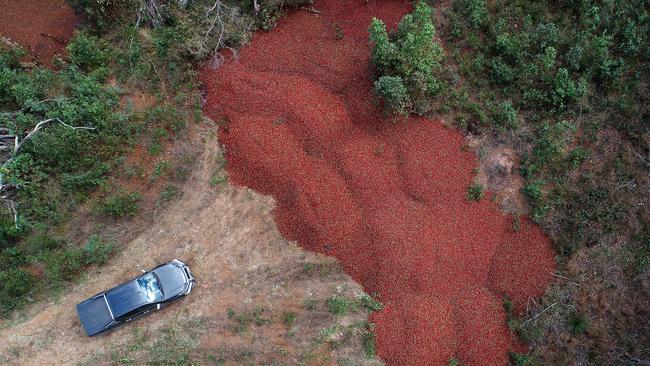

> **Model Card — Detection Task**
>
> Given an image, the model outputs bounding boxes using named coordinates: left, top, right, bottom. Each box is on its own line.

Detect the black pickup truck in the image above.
left=76, top=259, right=195, bottom=336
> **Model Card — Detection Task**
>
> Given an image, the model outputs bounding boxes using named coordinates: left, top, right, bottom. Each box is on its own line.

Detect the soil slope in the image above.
left=201, top=0, right=556, bottom=365
left=0, top=0, right=76, bottom=65
left=0, top=123, right=378, bottom=365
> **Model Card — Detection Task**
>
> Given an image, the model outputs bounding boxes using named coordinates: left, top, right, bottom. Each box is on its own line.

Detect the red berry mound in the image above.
left=201, top=1, right=555, bottom=364
left=0, top=0, right=77, bottom=66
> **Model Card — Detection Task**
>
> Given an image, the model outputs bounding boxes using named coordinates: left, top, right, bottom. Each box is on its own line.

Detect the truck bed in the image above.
left=76, top=294, right=114, bottom=336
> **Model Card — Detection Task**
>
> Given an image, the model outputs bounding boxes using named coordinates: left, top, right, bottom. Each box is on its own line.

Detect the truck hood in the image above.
left=153, top=263, right=187, bottom=298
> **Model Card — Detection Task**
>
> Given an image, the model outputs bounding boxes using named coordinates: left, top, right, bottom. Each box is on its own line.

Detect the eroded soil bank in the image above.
left=201, top=0, right=556, bottom=365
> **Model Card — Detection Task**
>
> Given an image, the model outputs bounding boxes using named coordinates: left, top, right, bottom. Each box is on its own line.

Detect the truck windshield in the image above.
left=137, top=273, right=163, bottom=302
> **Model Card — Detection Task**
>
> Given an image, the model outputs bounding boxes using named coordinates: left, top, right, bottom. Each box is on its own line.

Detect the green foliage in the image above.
left=466, top=0, right=488, bottom=28
left=0, top=230, right=116, bottom=313
left=492, top=101, right=518, bottom=129
left=361, top=323, right=377, bottom=358
left=369, top=2, right=444, bottom=115
left=374, top=76, right=410, bottom=115
left=43, top=246, right=85, bottom=283
left=441, top=0, right=648, bottom=292
left=550, top=68, right=586, bottom=110
left=326, top=296, right=357, bottom=316
left=0, top=210, right=28, bottom=245
left=509, top=352, right=533, bottom=366
left=25, top=233, right=65, bottom=253
left=369, top=18, right=397, bottom=73
left=466, top=183, right=484, bottom=201
left=0, top=267, right=34, bottom=298
left=0, top=42, right=132, bottom=227
left=523, top=179, right=545, bottom=203
left=160, top=185, right=178, bottom=202
left=66, top=31, right=113, bottom=71
left=325, top=294, right=380, bottom=316
left=567, top=313, right=589, bottom=334
left=0, top=247, right=31, bottom=309
left=489, top=57, right=515, bottom=84
left=281, top=311, right=297, bottom=327
left=83, top=235, right=114, bottom=266
left=98, top=191, right=142, bottom=218
left=0, top=0, right=301, bottom=321
left=67, top=0, right=137, bottom=30
left=359, top=294, right=382, bottom=312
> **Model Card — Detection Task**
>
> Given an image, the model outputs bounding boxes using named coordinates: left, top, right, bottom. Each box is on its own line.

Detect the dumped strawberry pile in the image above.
left=0, top=0, right=76, bottom=65
left=201, top=1, right=555, bottom=364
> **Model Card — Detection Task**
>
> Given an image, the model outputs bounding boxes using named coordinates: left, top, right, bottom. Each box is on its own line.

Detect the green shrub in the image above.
left=523, top=179, right=545, bottom=203
left=567, top=313, right=589, bottom=334
left=43, top=247, right=84, bottom=283
left=0, top=212, right=28, bottom=245
left=0, top=247, right=27, bottom=267
left=466, top=0, right=488, bottom=28
left=550, top=68, right=586, bottom=110
left=369, top=2, right=444, bottom=115
left=359, top=294, right=382, bottom=312
left=326, top=296, right=357, bottom=315
left=489, top=57, right=515, bottom=84
left=362, top=323, right=377, bottom=358
left=540, top=46, right=557, bottom=70
left=25, top=233, right=65, bottom=254
left=374, top=76, right=410, bottom=115
left=67, top=0, right=137, bottom=30
left=467, top=183, right=484, bottom=201
left=0, top=267, right=35, bottom=297
left=509, top=352, right=533, bottom=366
left=83, top=235, right=114, bottom=266
left=98, top=191, right=142, bottom=218
left=282, top=311, right=297, bottom=327
left=494, top=33, right=524, bottom=63
left=369, top=18, right=397, bottom=73
left=160, top=185, right=178, bottom=202
left=492, top=101, right=518, bottom=129
left=66, top=31, right=113, bottom=71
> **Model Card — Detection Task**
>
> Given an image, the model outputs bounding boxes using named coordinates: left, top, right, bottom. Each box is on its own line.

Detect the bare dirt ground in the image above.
left=0, top=120, right=380, bottom=366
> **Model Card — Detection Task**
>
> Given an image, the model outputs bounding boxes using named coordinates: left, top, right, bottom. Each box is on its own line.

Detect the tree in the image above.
left=369, top=2, right=444, bottom=115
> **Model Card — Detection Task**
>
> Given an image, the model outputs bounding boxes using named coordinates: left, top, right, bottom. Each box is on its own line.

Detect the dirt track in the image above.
left=201, top=1, right=556, bottom=364
left=0, top=123, right=378, bottom=365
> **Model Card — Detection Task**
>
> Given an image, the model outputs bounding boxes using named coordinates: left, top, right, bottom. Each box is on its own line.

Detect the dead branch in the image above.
left=633, top=150, right=650, bottom=168
left=192, top=0, right=244, bottom=69
left=550, top=271, right=579, bottom=285
left=0, top=117, right=96, bottom=226
left=524, top=302, right=557, bottom=323
left=16, top=118, right=95, bottom=154
left=142, top=0, right=163, bottom=27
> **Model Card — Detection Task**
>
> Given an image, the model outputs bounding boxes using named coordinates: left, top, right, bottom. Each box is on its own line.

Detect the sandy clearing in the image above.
left=0, top=121, right=380, bottom=365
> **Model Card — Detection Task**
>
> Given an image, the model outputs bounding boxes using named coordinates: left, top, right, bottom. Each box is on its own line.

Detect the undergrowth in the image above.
left=0, top=0, right=309, bottom=317
left=371, top=0, right=649, bottom=363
